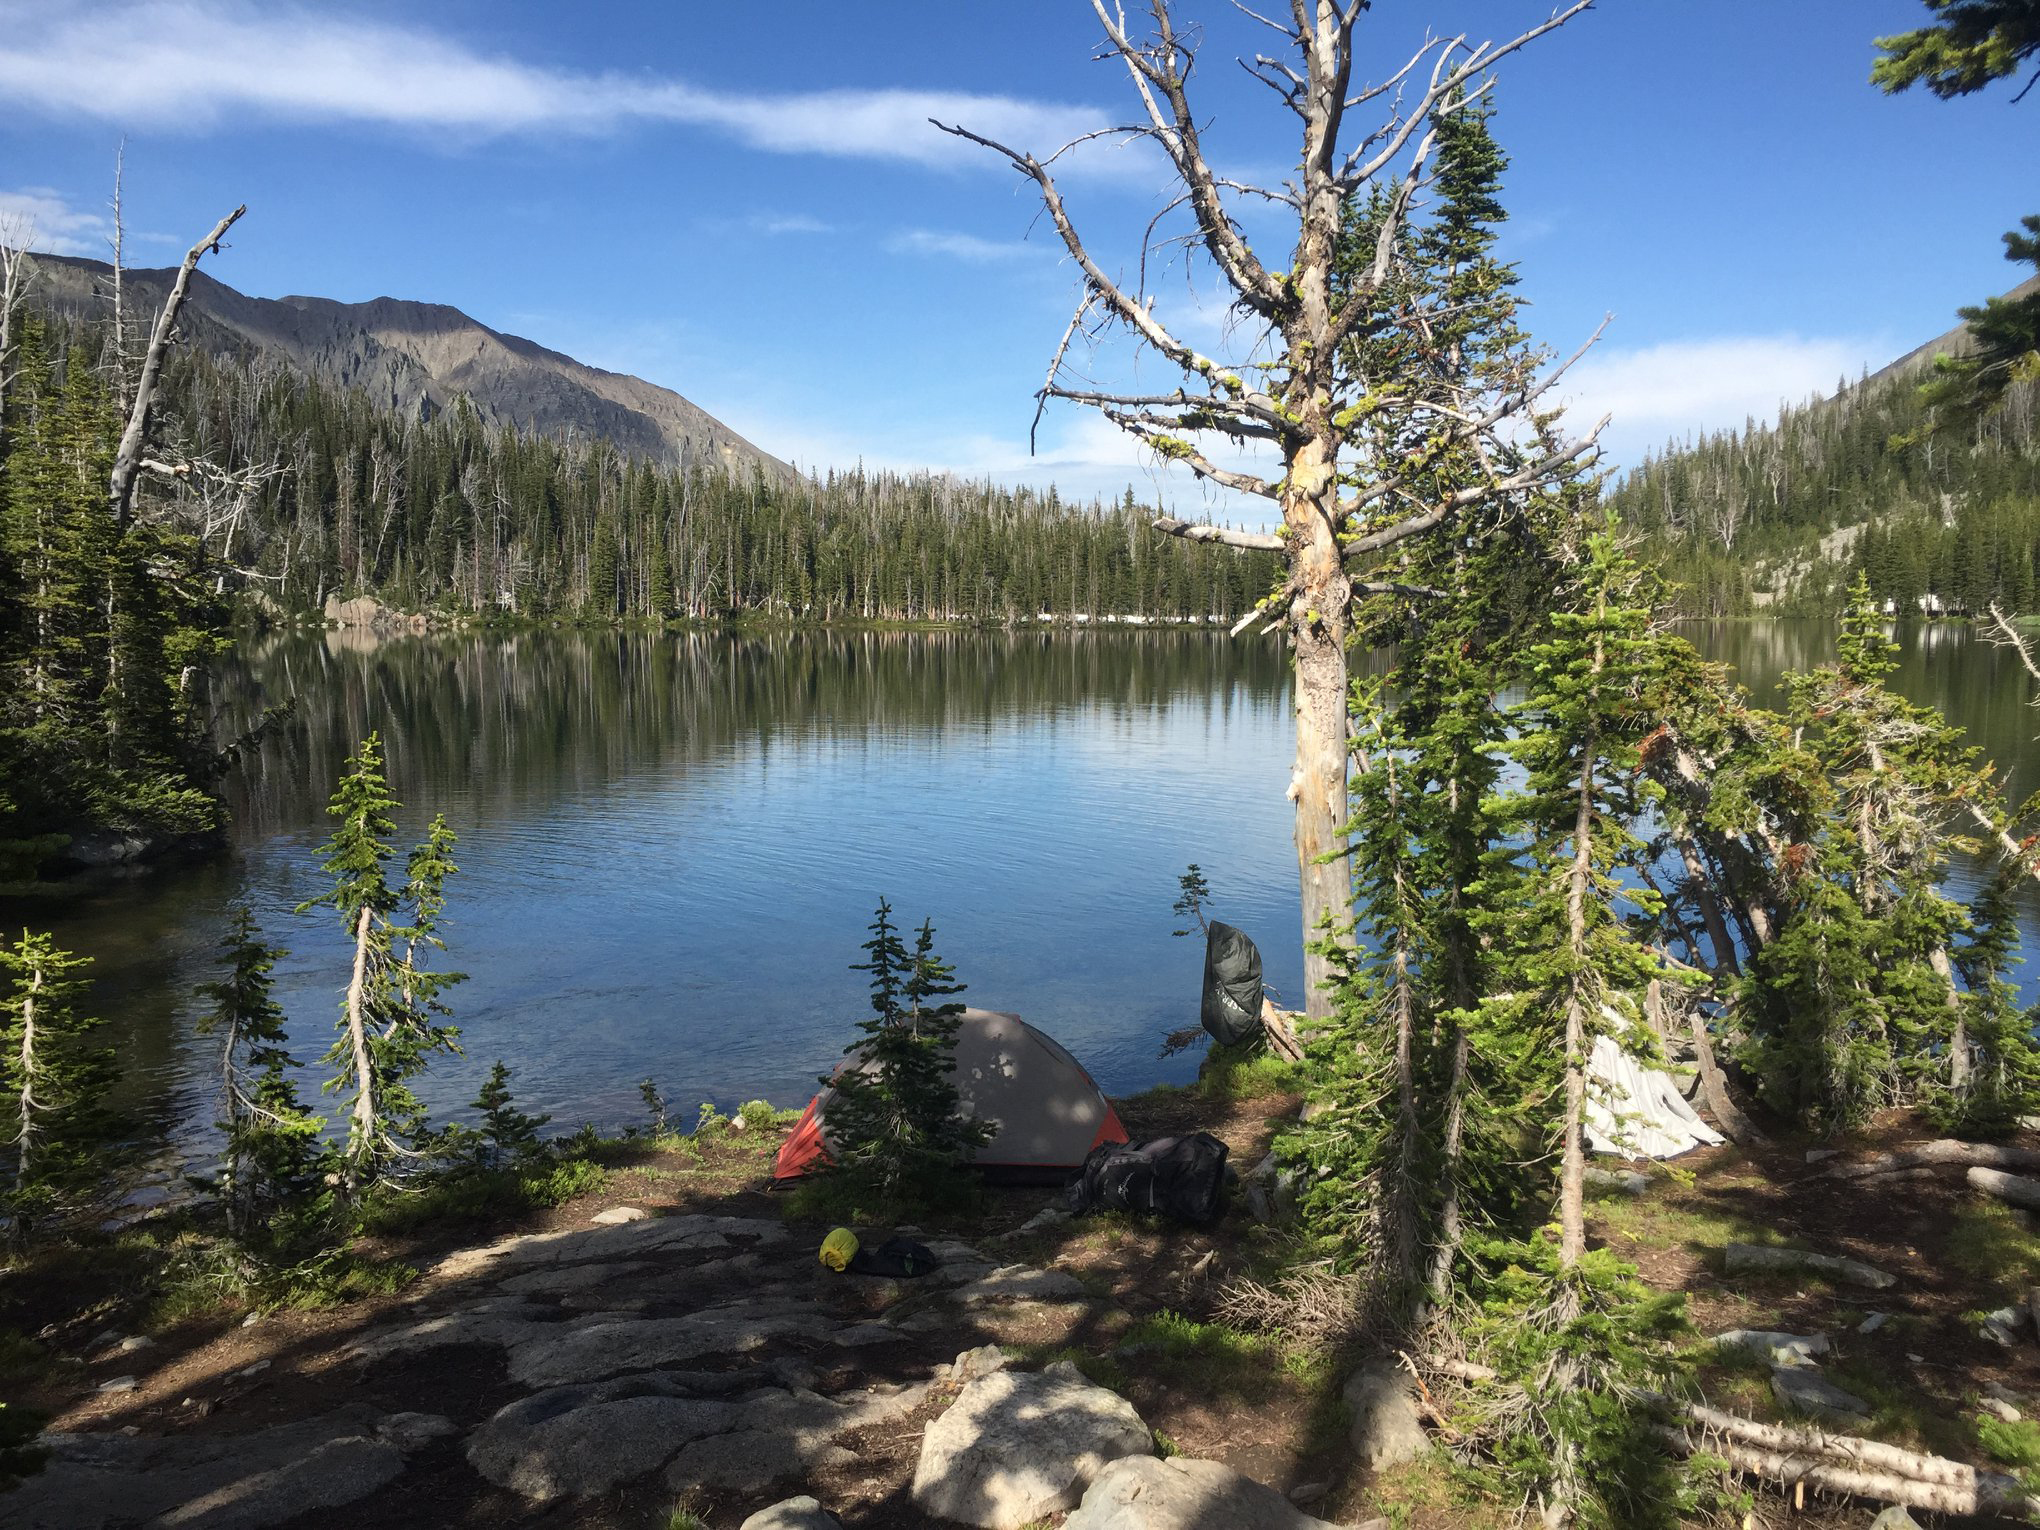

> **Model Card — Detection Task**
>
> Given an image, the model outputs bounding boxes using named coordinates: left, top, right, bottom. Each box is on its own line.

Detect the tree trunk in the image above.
left=343, top=904, right=377, bottom=1191
left=1686, top=1007, right=1766, bottom=1146
left=1286, top=433, right=1351, bottom=1021
left=14, top=962, right=39, bottom=1192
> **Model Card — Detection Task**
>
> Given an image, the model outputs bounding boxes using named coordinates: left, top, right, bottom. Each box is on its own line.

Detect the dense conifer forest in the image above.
left=1607, top=365, right=2040, bottom=618
left=127, top=322, right=1279, bottom=626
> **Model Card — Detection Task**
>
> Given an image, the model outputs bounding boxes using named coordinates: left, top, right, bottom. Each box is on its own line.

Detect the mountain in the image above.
left=23, top=253, right=795, bottom=483
left=1606, top=275, right=2040, bottom=618
left=1863, top=271, right=2040, bottom=389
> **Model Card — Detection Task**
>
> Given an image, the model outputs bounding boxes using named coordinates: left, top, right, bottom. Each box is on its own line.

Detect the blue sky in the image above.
left=2, top=1, right=2033, bottom=514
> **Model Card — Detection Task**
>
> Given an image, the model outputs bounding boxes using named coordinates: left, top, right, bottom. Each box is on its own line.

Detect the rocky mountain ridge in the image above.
left=24, top=253, right=795, bottom=484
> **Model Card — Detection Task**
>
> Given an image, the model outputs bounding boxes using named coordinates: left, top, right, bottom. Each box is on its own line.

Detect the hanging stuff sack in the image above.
left=1201, top=921, right=1264, bottom=1048
left=1066, top=1132, right=1230, bottom=1225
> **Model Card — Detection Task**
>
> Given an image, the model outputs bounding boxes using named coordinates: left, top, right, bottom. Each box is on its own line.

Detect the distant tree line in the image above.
left=1605, top=365, right=2040, bottom=618
left=135, top=330, right=1279, bottom=626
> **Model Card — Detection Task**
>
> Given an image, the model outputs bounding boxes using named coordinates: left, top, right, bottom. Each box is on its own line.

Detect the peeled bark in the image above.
left=342, top=904, right=377, bottom=1188
left=1658, top=1423, right=2040, bottom=1520
left=109, top=205, right=244, bottom=527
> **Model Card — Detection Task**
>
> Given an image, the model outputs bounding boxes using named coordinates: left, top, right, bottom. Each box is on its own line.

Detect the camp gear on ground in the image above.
left=846, top=1236, right=940, bottom=1278
left=1586, top=1006, right=1726, bottom=1159
left=819, top=1226, right=860, bottom=1271
left=774, top=1008, right=1129, bottom=1185
left=1200, top=922, right=1264, bottom=1048
left=1066, top=1131, right=1231, bottom=1224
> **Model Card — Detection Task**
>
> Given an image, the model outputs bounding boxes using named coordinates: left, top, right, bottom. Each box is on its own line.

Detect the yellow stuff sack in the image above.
left=819, top=1226, right=859, bottom=1272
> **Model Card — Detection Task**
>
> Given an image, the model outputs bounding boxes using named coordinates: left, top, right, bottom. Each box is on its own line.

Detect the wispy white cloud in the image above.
left=1561, top=332, right=1888, bottom=466
left=0, top=185, right=110, bottom=257
left=886, top=228, right=1031, bottom=263
left=0, top=2, right=1122, bottom=173
left=752, top=214, right=833, bottom=237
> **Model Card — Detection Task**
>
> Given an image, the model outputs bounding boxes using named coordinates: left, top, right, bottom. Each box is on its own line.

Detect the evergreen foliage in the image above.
left=193, top=906, right=327, bottom=1241
left=1604, top=360, right=2040, bottom=617
left=1917, top=215, right=2040, bottom=432
left=1738, top=574, right=2040, bottom=1132
left=1874, top=0, right=2040, bottom=100
left=20, top=312, right=1279, bottom=627
left=444, top=1061, right=550, bottom=1169
left=822, top=899, right=992, bottom=1211
left=1282, top=105, right=1704, bottom=1521
left=0, top=1397, right=48, bottom=1491
left=0, top=930, right=114, bottom=1242
left=0, top=312, right=230, bottom=880
left=297, top=732, right=466, bottom=1194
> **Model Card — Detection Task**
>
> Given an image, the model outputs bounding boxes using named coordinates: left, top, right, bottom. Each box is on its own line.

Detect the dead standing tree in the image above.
left=939, top=2, right=1602, bottom=1017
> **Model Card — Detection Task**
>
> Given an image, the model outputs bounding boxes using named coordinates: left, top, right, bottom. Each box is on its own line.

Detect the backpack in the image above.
left=1066, top=1132, right=1230, bottom=1224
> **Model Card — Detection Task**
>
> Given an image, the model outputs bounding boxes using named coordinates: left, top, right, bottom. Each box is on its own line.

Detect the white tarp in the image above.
left=1585, top=1032, right=1725, bottom=1160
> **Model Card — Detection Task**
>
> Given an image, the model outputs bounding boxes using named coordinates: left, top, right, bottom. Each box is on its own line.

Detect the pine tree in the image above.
left=472, top=1060, right=549, bottom=1168
left=1740, top=574, right=2038, bottom=1131
left=822, top=900, right=991, bottom=1210
left=193, top=906, right=327, bottom=1240
left=0, top=930, right=114, bottom=1242
left=297, top=733, right=465, bottom=1194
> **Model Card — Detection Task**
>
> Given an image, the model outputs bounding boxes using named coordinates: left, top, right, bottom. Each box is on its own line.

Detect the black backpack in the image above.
left=1066, top=1132, right=1230, bottom=1224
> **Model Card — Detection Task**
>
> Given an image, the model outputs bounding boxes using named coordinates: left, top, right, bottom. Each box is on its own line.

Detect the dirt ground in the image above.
left=9, top=1083, right=2040, bottom=1529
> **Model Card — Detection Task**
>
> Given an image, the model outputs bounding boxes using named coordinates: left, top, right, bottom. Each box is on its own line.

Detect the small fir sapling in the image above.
left=1, top=931, right=115, bottom=1243
left=297, top=732, right=466, bottom=1196
left=822, top=899, right=991, bottom=1209
left=194, top=906, right=327, bottom=1240
left=473, top=1061, right=549, bottom=1167
left=639, top=1077, right=669, bottom=1136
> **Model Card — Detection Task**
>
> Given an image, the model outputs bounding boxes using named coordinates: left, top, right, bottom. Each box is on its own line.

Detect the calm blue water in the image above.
left=26, top=621, right=2040, bottom=1171
left=39, top=630, right=1303, bottom=1164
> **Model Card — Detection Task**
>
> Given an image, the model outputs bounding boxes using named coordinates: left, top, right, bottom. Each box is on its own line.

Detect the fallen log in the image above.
left=1821, top=1139, right=2040, bottom=1181
left=1658, top=1424, right=2040, bottom=1520
left=1969, top=1165, right=2040, bottom=1209
left=1723, top=1242, right=1895, bottom=1289
left=1427, top=1361, right=2039, bottom=1518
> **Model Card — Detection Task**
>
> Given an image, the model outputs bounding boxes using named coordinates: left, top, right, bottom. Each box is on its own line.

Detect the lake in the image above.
left=26, top=621, right=2040, bottom=1172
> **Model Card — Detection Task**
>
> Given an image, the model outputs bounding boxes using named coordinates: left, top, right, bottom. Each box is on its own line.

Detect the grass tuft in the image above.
left=1947, top=1200, right=2040, bottom=1288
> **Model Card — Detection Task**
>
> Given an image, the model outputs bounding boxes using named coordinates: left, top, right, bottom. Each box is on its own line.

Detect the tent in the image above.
left=773, top=1008, right=1129, bottom=1185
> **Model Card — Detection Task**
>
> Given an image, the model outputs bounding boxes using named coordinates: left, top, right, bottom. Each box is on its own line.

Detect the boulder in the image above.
left=1770, top=1368, right=1870, bottom=1424
left=1712, top=1329, right=1829, bottom=1367
left=1344, top=1363, right=1429, bottom=1473
left=951, top=1344, right=1011, bottom=1384
left=911, top=1362, right=1154, bottom=1529
left=8, top=1408, right=406, bottom=1530
left=1979, top=1304, right=2027, bottom=1347
left=591, top=1205, right=650, bottom=1225
left=951, top=1265, right=1088, bottom=1307
left=1063, top=1455, right=1353, bottom=1530
left=375, top=1412, right=458, bottom=1451
left=741, top=1499, right=844, bottom=1530
left=665, top=1429, right=853, bottom=1491
left=467, top=1389, right=734, bottom=1501
left=1869, top=1509, right=1922, bottom=1530
left=1584, top=1167, right=1649, bottom=1196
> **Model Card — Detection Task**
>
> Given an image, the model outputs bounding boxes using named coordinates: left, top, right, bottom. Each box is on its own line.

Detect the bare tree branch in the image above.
left=109, top=204, right=246, bottom=528
left=1153, top=515, right=1286, bottom=552
left=930, top=118, right=1246, bottom=394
